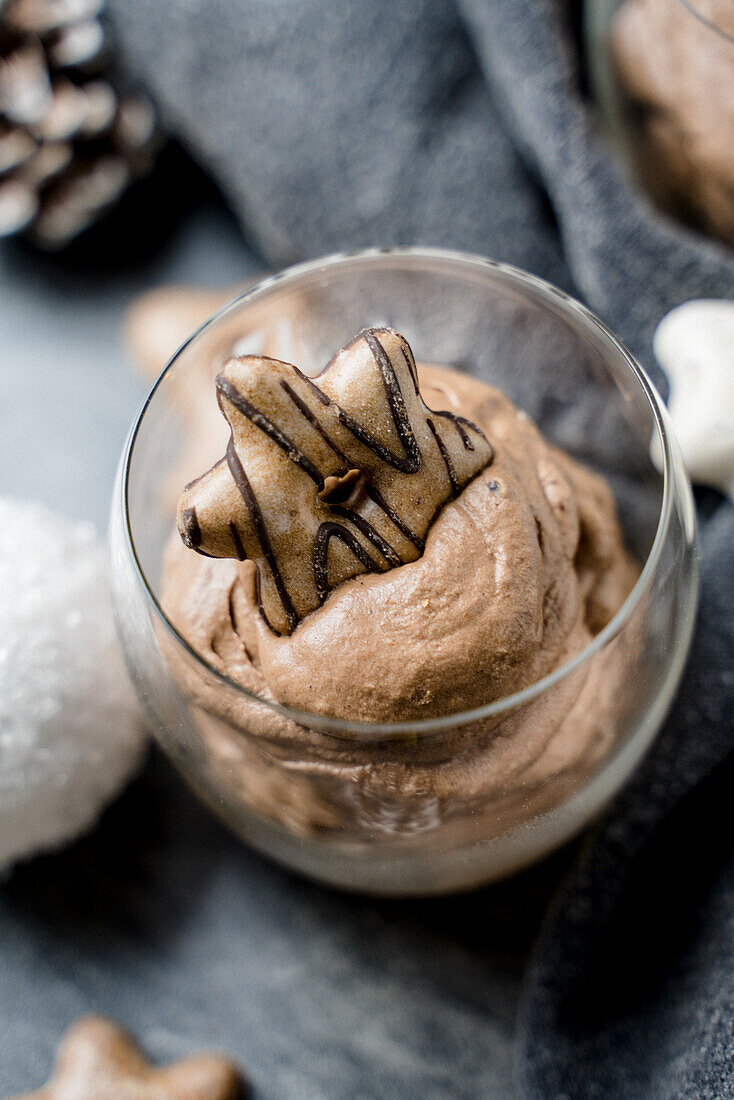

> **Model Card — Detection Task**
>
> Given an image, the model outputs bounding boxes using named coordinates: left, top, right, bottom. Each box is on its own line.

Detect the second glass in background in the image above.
left=587, top=0, right=734, bottom=247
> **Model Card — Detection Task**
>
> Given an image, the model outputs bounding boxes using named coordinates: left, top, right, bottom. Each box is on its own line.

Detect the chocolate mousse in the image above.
left=610, top=0, right=734, bottom=245
left=161, top=328, right=638, bottom=845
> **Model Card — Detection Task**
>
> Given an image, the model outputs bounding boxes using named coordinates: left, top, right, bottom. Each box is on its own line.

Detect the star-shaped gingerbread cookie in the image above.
left=8, top=1016, right=245, bottom=1100
left=178, top=327, right=494, bottom=635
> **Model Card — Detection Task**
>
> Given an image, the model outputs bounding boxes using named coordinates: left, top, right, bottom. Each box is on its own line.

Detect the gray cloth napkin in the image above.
left=102, top=0, right=734, bottom=1094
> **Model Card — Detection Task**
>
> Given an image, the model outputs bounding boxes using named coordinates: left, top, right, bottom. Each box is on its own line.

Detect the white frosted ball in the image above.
left=0, top=499, right=146, bottom=873
left=654, top=299, right=734, bottom=502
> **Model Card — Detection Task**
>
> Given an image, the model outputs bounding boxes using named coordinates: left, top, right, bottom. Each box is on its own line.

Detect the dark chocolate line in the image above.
left=217, top=375, right=323, bottom=485
left=455, top=414, right=488, bottom=443
left=398, top=335, right=420, bottom=395
left=329, top=505, right=403, bottom=568
left=427, top=417, right=459, bottom=497
left=437, top=411, right=474, bottom=450
left=335, top=405, right=422, bottom=472
left=434, top=410, right=492, bottom=455
left=280, top=379, right=351, bottom=466
left=181, top=506, right=202, bottom=549
left=228, top=521, right=246, bottom=561
left=362, top=329, right=422, bottom=472
left=454, top=418, right=475, bottom=450
left=224, top=329, right=425, bottom=495
left=226, top=437, right=298, bottom=634
left=364, top=484, right=425, bottom=551
left=305, top=327, right=424, bottom=472
left=282, top=375, right=425, bottom=551
left=296, top=367, right=331, bottom=406
left=313, top=521, right=383, bottom=604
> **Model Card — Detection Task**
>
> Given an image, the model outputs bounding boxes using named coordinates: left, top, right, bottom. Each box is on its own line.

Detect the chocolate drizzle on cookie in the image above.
left=177, top=327, right=494, bottom=635
left=225, top=436, right=299, bottom=633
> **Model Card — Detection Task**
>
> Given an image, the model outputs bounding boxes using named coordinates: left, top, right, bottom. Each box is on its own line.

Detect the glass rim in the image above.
left=119, top=246, right=674, bottom=741
left=676, top=0, right=734, bottom=42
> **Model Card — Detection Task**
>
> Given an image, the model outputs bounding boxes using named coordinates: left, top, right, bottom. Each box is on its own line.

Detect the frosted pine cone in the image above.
left=0, top=0, right=159, bottom=248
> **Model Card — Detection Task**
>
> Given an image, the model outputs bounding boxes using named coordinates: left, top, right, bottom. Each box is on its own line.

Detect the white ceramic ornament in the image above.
left=0, top=499, right=146, bottom=874
left=653, top=299, right=734, bottom=501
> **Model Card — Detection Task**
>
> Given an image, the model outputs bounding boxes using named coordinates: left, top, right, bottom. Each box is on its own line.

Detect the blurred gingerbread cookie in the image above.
left=122, top=277, right=310, bottom=503
left=7, top=1015, right=245, bottom=1099
left=178, top=327, right=494, bottom=634
left=123, top=285, right=240, bottom=384
left=122, top=277, right=305, bottom=384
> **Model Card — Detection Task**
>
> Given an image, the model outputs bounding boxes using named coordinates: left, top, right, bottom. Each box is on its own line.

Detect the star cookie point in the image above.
left=7, top=1016, right=245, bottom=1100
left=177, top=327, right=494, bottom=634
